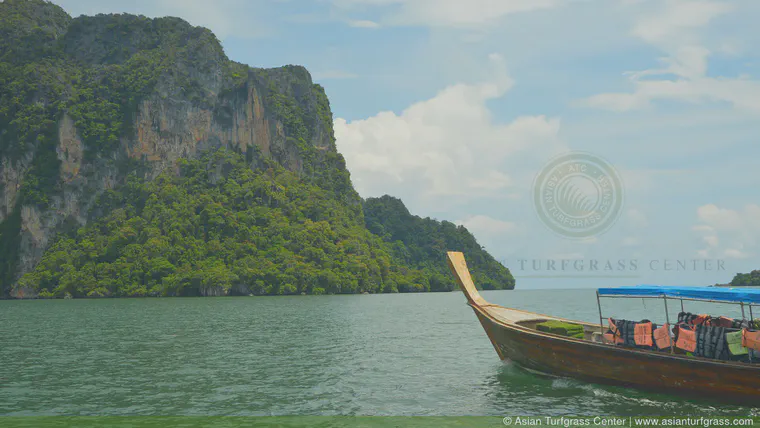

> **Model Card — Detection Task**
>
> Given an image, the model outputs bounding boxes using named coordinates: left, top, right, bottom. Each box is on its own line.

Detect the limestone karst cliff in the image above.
left=0, top=0, right=513, bottom=298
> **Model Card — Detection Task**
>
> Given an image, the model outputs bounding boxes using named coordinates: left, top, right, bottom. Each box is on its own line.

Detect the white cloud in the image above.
left=718, top=40, right=743, bottom=56
left=724, top=248, right=750, bottom=259
left=348, top=19, right=381, bottom=28
left=703, top=235, right=719, bottom=247
left=692, top=225, right=713, bottom=233
left=580, top=75, right=760, bottom=114
left=696, top=203, right=760, bottom=233
left=693, top=203, right=760, bottom=259
left=579, top=0, right=760, bottom=114
left=630, top=0, right=733, bottom=48
left=334, top=54, right=565, bottom=202
left=331, top=0, right=560, bottom=28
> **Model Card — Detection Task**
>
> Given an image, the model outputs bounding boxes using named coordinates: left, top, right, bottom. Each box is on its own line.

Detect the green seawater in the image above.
left=1, top=290, right=757, bottom=419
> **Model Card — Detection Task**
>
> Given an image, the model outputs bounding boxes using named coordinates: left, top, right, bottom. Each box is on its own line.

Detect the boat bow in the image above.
left=447, top=251, right=489, bottom=307
left=447, top=251, right=565, bottom=325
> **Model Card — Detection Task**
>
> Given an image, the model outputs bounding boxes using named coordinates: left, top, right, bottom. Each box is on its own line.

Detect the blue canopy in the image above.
left=597, top=285, right=760, bottom=305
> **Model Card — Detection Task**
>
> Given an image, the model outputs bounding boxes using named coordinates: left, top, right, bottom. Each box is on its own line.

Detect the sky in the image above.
left=53, top=0, right=760, bottom=289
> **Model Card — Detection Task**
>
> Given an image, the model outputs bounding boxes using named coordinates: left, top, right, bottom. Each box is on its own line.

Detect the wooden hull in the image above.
left=447, top=251, right=760, bottom=406
left=472, top=303, right=760, bottom=405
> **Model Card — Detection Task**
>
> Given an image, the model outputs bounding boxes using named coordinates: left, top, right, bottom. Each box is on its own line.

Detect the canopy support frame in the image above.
left=597, top=293, right=757, bottom=349
left=596, top=290, right=604, bottom=335
left=663, top=296, right=674, bottom=354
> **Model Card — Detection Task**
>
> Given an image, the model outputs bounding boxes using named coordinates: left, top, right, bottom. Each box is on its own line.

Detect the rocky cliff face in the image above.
left=0, top=0, right=355, bottom=297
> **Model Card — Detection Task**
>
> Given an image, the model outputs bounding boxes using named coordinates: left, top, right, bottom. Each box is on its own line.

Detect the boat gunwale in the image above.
left=471, top=301, right=760, bottom=371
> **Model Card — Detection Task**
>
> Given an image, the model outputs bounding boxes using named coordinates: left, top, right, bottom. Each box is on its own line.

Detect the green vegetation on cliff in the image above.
left=363, top=196, right=515, bottom=291
left=18, top=151, right=396, bottom=297
left=0, top=0, right=513, bottom=297
left=18, top=151, right=512, bottom=297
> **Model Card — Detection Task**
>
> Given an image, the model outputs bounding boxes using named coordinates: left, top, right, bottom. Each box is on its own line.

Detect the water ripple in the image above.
left=0, top=291, right=757, bottom=416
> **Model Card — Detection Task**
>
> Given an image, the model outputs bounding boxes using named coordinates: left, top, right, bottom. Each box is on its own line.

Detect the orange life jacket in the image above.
left=692, top=314, right=709, bottom=325
left=676, top=326, right=697, bottom=352
left=653, top=323, right=672, bottom=349
left=712, top=316, right=734, bottom=328
left=607, top=318, right=624, bottom=344
left=742, top=329, right=760, bottom=351
left=608, top=318, right=617, bottom=334
left=634, top=322, right=653, bottom=346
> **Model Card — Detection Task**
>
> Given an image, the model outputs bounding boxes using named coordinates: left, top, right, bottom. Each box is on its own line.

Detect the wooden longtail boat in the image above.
left=447, top=251, right=760, bottom=405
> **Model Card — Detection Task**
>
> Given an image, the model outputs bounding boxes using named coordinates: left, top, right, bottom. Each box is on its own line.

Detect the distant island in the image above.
left=0, top=0, right=514, bottom=298
left=717, top=270, right=760, bottom=288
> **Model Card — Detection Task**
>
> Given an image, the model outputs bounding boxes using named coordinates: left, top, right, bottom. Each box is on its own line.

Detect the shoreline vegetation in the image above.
left=0, top=0, right=514, bottom=299
left=41, top=288, right=471, bottom=300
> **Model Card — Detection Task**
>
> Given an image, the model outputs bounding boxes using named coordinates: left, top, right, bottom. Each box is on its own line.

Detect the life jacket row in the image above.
left=604, top=318, right=671, bottom=349
left=676, top=311, right=758, bottom=330
left=675, top=323, right=760, bottom=361
left=604, top=317, right=760, bottom=362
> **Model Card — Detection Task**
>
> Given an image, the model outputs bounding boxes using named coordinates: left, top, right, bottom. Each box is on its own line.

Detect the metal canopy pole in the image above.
left=680, top=299, right=684, bottom=313
left=746, top=302, right=753, bottom=363
left=596, top=291, right=604, bottom=334
left=663, top=296, right=674, bottom=354
left=747, top=303, right=754, bottom=364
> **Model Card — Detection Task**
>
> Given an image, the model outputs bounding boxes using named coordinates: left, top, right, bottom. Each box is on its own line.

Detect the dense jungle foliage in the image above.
left=17, top=151, right=513, bottom=297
